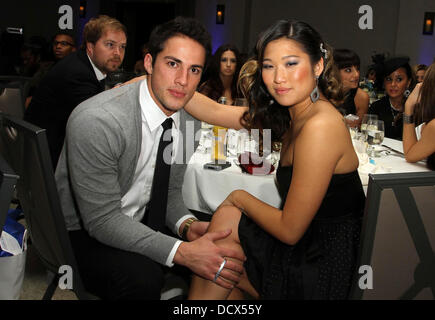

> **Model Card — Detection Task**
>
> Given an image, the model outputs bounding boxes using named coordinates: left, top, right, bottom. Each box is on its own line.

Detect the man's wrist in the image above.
left=181, top=217, right=198, bottom=240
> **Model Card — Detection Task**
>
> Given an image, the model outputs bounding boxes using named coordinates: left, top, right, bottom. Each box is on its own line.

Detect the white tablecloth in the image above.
left=182, top=137, right=430, bottom=215
left=182, top=152, right=281, bottom=214
left=357, top=137, right=429, bottom=186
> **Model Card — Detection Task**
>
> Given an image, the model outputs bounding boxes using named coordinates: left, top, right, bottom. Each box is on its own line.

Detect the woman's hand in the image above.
left=114, top=75, right=146, bottom=88
left=405, top=83, right=422, bottom=115
left=187, top=221, right=209, bottom=241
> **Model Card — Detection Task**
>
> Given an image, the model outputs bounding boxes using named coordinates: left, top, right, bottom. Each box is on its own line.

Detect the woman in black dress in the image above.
left=334, top=49, right=369, bottom=128
left=187, top=19, right=365, bottom=300
left=370, top=57, right=415, bottom=140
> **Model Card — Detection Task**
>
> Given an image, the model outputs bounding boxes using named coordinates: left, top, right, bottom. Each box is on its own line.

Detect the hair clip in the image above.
left=320, top=43, right=328, bottom=59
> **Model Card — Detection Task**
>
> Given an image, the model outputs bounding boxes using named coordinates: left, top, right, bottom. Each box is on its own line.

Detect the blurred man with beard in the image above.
left=25, top=15, right=126, bottom=169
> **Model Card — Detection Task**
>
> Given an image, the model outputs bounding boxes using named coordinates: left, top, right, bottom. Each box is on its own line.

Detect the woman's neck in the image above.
left=389, top=96, right=404, bottom=111
left=220, top=74, right=233, bottom=91
left=289, top=97, right=314, bottom=124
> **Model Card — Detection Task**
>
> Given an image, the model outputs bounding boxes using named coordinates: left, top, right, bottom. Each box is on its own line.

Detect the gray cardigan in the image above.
left=55, top=80, right=200, bottom=265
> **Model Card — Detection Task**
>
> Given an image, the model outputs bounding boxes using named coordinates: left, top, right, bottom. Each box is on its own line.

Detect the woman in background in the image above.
left=370, top=57, right=415, bottom=140
left=334, top=49, right=369, bottom=127
left=198, top=44, right=242, bottom=104
left=403, top=63, right=435, bottom=170
left=414, top=64, right=427, bottom=83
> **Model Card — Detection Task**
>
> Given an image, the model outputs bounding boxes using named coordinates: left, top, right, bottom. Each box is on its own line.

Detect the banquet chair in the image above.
left=0, top=113, right=97, bottom=300
left=349, top=172, right=435, bottom=300
left=0, top=153, right=19, bottom=238
left=0, top=80, right=26, bottom=118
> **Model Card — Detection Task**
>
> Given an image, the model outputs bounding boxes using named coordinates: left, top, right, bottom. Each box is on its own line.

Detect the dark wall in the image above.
left=100, top=0, right=196, bottom=71
left=0, top=0, right=80, bottom=43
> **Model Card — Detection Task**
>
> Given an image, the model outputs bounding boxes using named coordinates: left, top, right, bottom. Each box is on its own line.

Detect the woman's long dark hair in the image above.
left=238, top=19, right=342, bottom=141
left=414, top=63, right=435, bottom=170
left=198, top=44, right=242, bottom=102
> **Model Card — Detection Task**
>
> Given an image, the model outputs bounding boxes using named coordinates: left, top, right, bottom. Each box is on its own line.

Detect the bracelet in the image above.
left=181, top=217, right=198, bottom=240
left=403, top=114, right=414, bottom=124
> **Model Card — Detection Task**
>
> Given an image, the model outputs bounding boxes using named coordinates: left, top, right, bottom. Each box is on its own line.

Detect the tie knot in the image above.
left=161, top=118, right=173, bottom=131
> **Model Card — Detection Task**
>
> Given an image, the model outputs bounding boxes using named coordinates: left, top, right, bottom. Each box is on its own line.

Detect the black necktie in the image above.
left=146, top=118, right=173, bottom=231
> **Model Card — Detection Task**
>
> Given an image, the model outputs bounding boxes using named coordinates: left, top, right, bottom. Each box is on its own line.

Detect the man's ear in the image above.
left=144, top=53, right=153, bottom=75
left=86, top=42, right=94, bottom=57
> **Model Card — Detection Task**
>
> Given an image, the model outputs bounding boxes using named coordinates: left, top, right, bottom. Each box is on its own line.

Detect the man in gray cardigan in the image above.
left=55, top=17, right=244, bottom=299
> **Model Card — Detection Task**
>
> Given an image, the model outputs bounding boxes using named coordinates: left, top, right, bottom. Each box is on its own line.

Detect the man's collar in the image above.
left=87, top=53, right=106, bottom=81
left=139, top=78, right=179, bottom=132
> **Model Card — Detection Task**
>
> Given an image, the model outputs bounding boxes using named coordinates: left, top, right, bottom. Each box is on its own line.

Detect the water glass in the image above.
left=361, top=114, right=378, bottom=139
left=366, top=120, right=385, bottom=157
left=226, top=129, right=239, bottom=157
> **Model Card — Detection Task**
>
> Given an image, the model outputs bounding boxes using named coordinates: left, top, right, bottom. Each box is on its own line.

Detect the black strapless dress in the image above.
left=238, top=165, right=365, bottom=299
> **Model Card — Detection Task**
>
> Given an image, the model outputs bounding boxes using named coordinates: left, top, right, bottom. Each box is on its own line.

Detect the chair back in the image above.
left=0, top=76, right=29, bottom=118
left=350, top=171, right=435, bottom=300
left=0, top=113, right=94, bottom=299
left=0, top=153, right=19, bottom=238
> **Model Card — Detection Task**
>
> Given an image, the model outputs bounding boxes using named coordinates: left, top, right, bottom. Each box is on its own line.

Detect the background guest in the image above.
left=365, top=65, right=377, bottom=82
left=403, top=63, right=435, bottom=170
left=133, top=43, right=149, bottom=75
left=52, top=31, right=77, bottom=61
left=414, top=64, right=427, bottom=83
left=334, top=48, right=369, bottom=127
left=24, top=15, right=127, bottom=169
left=25, top=31, right=77, bottom=107
left=198, top=43, right=242, bottom=105
left=18, top=36, right=49, bottom=77
left=370, top=56, right=415, bottom=140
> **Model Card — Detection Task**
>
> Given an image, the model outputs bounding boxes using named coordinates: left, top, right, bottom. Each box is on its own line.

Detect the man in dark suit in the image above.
left=24, top=15, right=127, bottom=169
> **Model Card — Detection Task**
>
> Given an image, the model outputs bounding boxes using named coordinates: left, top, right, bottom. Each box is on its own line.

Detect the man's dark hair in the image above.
left=52, top=30, right=77, bottom=46
left=147, top=16, right=212, bottom=67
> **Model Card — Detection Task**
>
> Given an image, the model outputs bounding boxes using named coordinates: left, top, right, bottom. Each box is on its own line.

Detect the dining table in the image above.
left=182, top=134, right=430, bottom=215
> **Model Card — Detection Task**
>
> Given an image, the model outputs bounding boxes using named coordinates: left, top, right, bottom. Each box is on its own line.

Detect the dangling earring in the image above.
left=404, top=88, right=411, bottom=98
left=310, top=76, right=320, bottom=103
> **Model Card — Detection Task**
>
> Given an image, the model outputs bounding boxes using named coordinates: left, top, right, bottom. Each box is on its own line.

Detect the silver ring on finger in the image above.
left=213, top=259, right=227, bottom=282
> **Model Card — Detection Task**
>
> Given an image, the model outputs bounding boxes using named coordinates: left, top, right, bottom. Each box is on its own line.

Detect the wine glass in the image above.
left=366, top=119, right=385, bottom=157
left=361, top=114, right=378, bottom=139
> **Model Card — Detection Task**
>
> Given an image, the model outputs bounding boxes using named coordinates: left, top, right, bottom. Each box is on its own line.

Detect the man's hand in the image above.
left=174, top=229, right=246, bottom=289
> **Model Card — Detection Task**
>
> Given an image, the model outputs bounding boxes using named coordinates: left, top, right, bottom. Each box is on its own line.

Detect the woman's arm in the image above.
left=354, top=88, right=369, bottom=127
left=184, top=91, right=247, bottom=129
left=404, top=120, right=435, bottom=163
left=402, top=83, right=435, bottom=162
left=118, top=76, right=247, bottom=129
left=225, top=112, right=349, bottom=245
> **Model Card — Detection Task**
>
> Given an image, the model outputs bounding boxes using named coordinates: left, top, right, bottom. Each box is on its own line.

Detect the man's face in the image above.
left=144, top=35, right=205, bottom=116
left=86, top=28, right=126, bottom=74
left=52, top=34, right=76, bottom=60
